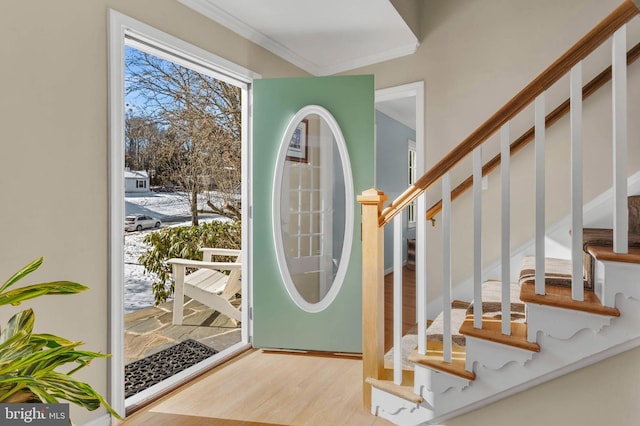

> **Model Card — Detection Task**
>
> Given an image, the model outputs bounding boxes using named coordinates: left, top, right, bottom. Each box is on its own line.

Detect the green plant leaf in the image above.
left=1, top=309, right=35, bottom=342
left=6, top=372, right=121, bottom=418
left=0, top=281, right=88, bottom=307
left=38, top=373, right=102, bottom=410
left=26, top=384, right=58, bottom=404
left=0, top=258, right=120, bottom=419
left=0, top=375, right=47, bottom=402
left=2, top=343, right=84, bottom=376
left=0, top=330, right=34, bottom=366
left=30, top=333, right=75, bottom=349
left=0, top=258, right=43, bottom=294
left=0, top=310, right=37, bottom=365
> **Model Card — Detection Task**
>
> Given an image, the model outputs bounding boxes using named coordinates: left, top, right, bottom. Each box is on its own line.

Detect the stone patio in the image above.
left=125, top=296, right=242, bottom=365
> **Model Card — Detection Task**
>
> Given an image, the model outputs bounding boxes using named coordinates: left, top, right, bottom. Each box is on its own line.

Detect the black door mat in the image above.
left=125, top=339, right=218, bottom=398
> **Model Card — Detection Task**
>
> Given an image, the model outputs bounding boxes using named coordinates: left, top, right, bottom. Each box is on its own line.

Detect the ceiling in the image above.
left=178, top=0, right=419, bottom=76
left=376, top=96, right=416, bottom=130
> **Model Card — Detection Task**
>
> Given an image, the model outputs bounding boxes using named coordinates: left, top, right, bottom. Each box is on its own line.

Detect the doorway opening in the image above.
left=375, top=81, right=424, bottom=350
left=375, top=81, right=424, bottom=271
left=109, top=10, right=258, bottom=416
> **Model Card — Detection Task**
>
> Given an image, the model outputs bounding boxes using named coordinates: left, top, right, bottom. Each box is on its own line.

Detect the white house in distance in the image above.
left=124, top=170, right=149, bottom=193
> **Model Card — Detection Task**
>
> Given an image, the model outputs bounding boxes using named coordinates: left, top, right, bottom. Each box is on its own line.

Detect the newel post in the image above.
left=358, top=188, right=388, bottom=409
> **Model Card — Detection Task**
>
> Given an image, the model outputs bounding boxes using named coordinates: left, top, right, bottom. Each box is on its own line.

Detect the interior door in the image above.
left=252, top=75, right=374, bottom=353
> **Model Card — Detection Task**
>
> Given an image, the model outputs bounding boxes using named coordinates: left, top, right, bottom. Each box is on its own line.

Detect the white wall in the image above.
left=0, top=1, right=307, bottom=424
left=347, top=0, right=640, bottom=423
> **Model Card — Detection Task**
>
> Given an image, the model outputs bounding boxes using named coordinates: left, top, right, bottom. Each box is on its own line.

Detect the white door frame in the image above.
left=108, top=10, right=259, bottom=416
left=375, top=81, right=425, bottom=176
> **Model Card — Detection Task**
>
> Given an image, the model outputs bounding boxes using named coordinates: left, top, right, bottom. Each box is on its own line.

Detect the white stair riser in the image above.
left=413, top=363, right=471, bottom=396
left=594, top=259, right=640, bottom=307
left=465, top=337, right=534, bottom=371
left=371, top=386, right=433, bottom=426
left=526, top=303, right=613, bottom=342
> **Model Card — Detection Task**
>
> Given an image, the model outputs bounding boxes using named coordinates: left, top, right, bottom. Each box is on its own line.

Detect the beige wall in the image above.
left=446, top=346, right=640, bottom=426
left=0, top=0, right=306, bottom=423
left=350, top=0, right=640, bottom=287
left=346, top=0, right=640, bottom=423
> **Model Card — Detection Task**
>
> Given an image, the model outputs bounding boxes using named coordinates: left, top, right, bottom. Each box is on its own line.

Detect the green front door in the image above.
left=252, top=75, right=374, bottom=353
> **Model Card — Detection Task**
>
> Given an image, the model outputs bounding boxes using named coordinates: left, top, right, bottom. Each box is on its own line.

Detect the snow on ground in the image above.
left=124, top=191, right=229, bottom=314
left=125, top=191, right=214, bottom=221
left=124, top=231, right=160, bottom=314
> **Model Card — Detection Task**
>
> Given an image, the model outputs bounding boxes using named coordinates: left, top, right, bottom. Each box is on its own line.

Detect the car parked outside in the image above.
left=125, top=215, right=162, bottom=232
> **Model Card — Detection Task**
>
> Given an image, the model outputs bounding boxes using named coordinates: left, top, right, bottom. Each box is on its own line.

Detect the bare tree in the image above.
left=125, top=46, right=242, bottom=224
left=124, top=112, right=164, bottom=177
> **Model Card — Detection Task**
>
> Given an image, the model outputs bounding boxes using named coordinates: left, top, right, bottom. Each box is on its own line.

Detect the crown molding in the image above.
left=179, top=0, right=321, bottom=75
left=316, top=41, right=419, bottom=76
left=179, top=0, right=419, bottom=76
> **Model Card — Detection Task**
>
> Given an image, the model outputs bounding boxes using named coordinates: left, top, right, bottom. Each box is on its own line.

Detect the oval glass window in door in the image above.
left=272, top=105, right=354, bottom=313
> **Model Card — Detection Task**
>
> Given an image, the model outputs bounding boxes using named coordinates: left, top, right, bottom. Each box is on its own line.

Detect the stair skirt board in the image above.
left=372, top=261, right=640, bottom=425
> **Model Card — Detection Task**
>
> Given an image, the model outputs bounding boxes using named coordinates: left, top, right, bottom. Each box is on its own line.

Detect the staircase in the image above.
left=374, top=242, right=640, bottom=425
left=358, top=1, right=640, bottom=424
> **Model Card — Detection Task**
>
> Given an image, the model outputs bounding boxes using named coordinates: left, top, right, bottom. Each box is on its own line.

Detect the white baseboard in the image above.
left=83, top=413, right=112, bottom=426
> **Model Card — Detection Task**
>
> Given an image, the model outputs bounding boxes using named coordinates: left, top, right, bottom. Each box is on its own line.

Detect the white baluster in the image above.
left=442, top=173, right=452, bottom=362
left=393, top=214, right=403, bottom=385
left=535, top=94, right=546, bottom=295
left=571, top=62, right=584, bottom=302
left=417, top=192, right=427, bottom=355
left=473, top=146, right=483, bottom=329
left=501, top=124, right=511, bottom=336
left=613, top=26, right=628, bottom=254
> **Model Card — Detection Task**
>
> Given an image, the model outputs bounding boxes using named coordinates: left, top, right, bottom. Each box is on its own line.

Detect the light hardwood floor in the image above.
left=124, top=268, right=417, bottom=425
left=123, top=349, right=391, bottom=425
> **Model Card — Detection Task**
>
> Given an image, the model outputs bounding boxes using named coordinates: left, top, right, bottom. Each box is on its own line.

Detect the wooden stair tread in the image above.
left=587, top=244, right=640, bottom=264
left=459, top=318, right=539, bottom=352
left=520, top=282, right=620, bottom=317
left=408, top=340, right=475, bottom=381
left=365, top=378, right=423, bottom=404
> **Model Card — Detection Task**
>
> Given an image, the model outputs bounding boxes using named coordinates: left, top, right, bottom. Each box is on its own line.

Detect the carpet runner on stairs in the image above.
left=384, top=280, right=525, bottom=368
left=384, top=301, right=469, bottom=367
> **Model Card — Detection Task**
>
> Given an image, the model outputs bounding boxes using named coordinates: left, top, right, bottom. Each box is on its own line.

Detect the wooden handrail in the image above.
left=425, top=41, right=640, bottom=222
left=379, top=0, right=640, bottom=227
